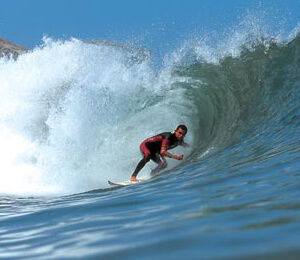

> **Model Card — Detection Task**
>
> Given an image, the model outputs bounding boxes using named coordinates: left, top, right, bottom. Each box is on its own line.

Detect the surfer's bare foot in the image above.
left=130, top=176, right=139, bottom=182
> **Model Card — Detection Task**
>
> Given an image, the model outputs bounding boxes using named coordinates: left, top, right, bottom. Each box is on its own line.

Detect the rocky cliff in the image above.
left=0, top=38, right=27, bottom=59
left=0, top=38, right=151, bottom=64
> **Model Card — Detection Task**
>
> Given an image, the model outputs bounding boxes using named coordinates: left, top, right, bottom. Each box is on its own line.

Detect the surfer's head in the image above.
left=175, top=125, right=187, bottom=141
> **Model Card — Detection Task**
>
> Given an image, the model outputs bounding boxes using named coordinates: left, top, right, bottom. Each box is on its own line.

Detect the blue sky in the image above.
left=1, top=0, right=300, bottom=60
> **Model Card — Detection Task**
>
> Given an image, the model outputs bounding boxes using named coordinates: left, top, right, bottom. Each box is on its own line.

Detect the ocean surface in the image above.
left=1, top=20, right=300, bottom=260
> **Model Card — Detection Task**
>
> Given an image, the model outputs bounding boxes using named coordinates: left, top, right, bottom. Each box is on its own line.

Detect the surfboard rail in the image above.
left=108, top=177, right=150, bottom=186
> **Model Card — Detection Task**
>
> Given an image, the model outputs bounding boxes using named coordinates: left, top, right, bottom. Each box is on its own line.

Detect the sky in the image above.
left=1, top=0, right=300, bottom=62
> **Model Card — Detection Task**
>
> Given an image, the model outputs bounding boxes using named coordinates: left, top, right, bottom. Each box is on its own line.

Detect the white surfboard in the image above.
left=108, top=177, right=150, bottom=186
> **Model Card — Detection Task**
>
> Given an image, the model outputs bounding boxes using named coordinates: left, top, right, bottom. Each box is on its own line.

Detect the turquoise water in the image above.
left=1, top=24, right=300, bottom=259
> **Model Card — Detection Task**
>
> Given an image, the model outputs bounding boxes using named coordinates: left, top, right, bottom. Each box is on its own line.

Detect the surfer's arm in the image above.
left=160, top=139, right=183, bottom=160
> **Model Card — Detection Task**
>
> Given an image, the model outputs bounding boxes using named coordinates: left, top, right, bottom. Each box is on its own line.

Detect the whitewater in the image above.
left=1, top=19, right=300, bottom=259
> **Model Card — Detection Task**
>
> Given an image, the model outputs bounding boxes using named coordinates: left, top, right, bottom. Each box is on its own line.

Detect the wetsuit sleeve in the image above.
left=161, top=138, right=178, bottom=159
left=161, top=138, right=169, bottom=150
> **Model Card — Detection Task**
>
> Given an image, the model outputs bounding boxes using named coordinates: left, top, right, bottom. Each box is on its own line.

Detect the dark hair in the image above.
left=176, top=124, right=187, bottom=133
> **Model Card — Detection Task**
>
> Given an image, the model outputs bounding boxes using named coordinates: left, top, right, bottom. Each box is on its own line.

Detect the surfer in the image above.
left=130, top=125, right=188, bottom=182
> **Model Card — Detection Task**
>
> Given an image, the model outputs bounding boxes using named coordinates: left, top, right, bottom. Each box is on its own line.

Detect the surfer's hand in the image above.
left=174, top=154, right=184, bottom=160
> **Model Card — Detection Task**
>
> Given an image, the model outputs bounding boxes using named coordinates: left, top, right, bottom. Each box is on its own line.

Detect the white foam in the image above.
left=0, top=38, right=193, bottom=196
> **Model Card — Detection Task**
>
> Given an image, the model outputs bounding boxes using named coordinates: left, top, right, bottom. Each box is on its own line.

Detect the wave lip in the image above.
left=171, top=31, right=300, bottom=159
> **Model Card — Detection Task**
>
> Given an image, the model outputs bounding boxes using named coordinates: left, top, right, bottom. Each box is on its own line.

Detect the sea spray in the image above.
left=0, top=38, right=193, bottom=196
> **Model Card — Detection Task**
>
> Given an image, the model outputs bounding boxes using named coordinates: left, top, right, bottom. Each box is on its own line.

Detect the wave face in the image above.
left=1, top=26, right=300, bottom=259
left=175, top=33, right=300, bottom=157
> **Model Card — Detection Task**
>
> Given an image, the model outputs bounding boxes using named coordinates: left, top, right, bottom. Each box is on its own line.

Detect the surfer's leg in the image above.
left=150, top=155, right=167, bottom=176
left=131, top=142, right=151, bottom=180
left=131, top=158, right=148, bottom=178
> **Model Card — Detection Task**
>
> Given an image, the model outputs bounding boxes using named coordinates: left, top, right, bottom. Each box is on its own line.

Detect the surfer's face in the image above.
left=175, top=128, right=186, bottom=141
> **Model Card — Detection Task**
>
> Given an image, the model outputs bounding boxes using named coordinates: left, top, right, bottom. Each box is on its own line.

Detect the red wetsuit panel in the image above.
left=140, top=132, right=181, bottom=159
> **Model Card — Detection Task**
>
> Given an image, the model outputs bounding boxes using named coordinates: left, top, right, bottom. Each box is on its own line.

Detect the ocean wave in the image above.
left=170, top=33, right=300, bottom=159
left=0, top=29, right=300, bottom=196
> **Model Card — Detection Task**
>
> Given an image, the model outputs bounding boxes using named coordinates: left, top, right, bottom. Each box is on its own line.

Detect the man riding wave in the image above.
left=130, top=125, right=188, bottom=182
